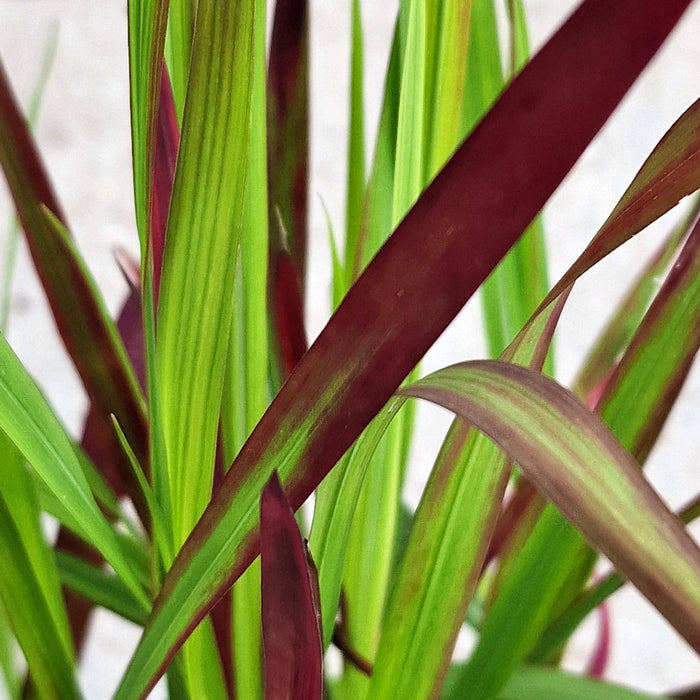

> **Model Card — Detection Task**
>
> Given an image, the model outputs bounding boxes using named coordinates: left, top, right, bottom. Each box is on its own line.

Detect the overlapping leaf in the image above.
left=402, top=361, right=700, bottom=683
left=0, top=62, right=148, bottom=517
left=260, top=473, right=323, bottom=700
left=368, top=294, right=567, bottom=700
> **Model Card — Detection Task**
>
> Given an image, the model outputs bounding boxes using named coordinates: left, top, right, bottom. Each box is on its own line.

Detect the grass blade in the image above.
left=261, top=473, right=323, bottom=700
left=267, top=0, right=309, bottom=290
left=0, top=430, right=77, bottom=700
left=116, top=4, right=693, bottom=695
left=369, top=294, right=567, bottom=700
left=344, top=0, right=366, bottom=281
left=542, top=94, right=700, bottom=311
left=402, top=360, right=700, bottom=693
left=56, top=552, right=148, bottom=626
left=574, top=197, right=698, bottom=399
left=126, top=0, right=170, bottom=247
left=155, top=0, right=254, bottom=549
left=0, top=333, right=150, bottom=613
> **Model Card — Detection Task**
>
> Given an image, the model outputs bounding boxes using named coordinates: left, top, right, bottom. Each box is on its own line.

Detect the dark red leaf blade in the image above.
left=261, top=472, right=323, bottom=700
left=150, top=62, right=180, bottom=302
left=117, top=2, right=694, bottom=695
left=267, top=0, right=309, bottom=290
left=0, top=61, right=148, bottom=516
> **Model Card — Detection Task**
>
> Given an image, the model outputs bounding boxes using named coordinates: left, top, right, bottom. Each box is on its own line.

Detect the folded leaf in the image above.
left=261, top=473, right=323, bottom=700
left=400, top=360, right=700, bottom=666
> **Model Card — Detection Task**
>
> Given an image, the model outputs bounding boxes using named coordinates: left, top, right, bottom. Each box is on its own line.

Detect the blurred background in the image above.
left=1, top=1, right=700, bottom=696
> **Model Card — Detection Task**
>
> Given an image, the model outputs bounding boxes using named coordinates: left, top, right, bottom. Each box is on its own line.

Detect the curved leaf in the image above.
left=399, top=360, right=700, bottom=665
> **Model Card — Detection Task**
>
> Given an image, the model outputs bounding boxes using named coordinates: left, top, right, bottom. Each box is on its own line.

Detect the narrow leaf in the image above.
left=267, top=0, right=309, bottom=289
left=0, top=63, right=148, bottom=515
left=0, top=430, right=77, bottom=700
left=542, top=94, right=700, bottom=311
left=0, top=334, right=150, bottom=612
left=369, top=294, right=567, bottom=700
left=261, top=472, right=323, bottom=700
left=56, top=552, right=147, bottom=626
left=400, top=360, right=700, bottom=663
left=496, top=665, right=668, bottom=700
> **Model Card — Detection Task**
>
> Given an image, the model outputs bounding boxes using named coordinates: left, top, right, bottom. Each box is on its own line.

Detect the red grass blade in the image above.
left=261, top=472, right=323, bottom=700
left=150, top=63, right=180, bottom=301
left=267, top=0, right=309, bottom=291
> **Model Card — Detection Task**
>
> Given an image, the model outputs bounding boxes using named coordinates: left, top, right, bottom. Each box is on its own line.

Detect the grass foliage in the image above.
left=1, top=1, right=700, bottom=698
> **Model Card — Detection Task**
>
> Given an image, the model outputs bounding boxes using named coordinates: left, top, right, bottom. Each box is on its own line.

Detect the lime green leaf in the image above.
left=220, top=1, right=270, bottom=695
left=310, top=398, right=405, bottom=647
left=0, top=334, right=150, bottom=613
left=126, top=0, right=170, bottom=247
left=496, top=665, right=669, bottom=700
left=401, top=361, right=700, bottom=680
left=344, top=0, right=366, bottom=283
left=156, top=0, right=255, bottom=549
left=56, top=553, right=147, bottom=626
left=425, top=0, right=472, bottom=178
left=0, top=429, right=78, bottom=700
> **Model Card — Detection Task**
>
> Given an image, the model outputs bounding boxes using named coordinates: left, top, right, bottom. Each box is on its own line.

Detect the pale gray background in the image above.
left=2, top=0, right=700, bottom=696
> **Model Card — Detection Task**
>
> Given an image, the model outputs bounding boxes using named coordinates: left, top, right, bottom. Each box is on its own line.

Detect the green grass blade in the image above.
left=56, top=553, right=147, bottom=626
left=0, top=335, right=150, bottom=613
left=219, top=0, right=269, bottom=694
left=309, top=398, right=405, bottom=647
left=164, top=0, right=195, bottom=121
left=154, top=0, right=255, bottom=695
left=369, top=295, right=567, bottom=700
left=156, top=0, right=255, bottom=549
left=344, top=0, right=366, bottom=285
left=402, top=360, right=700, bottom=695
left=425, top=0, right=472, bottom=179
left=496, top=665, right=670, bottom=700
left=115, top=4, right=692, bottom=694
left=393, top=0, right=426, bottom=223
left=0, top=497, right=78, bottom=700
left=0, top=429, right=77, bottom=700
left=0, top=602, right=21, bottom=700
left=355, top=17, right=400, bottom=273
left=126, top=0, right=170, bottom=247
